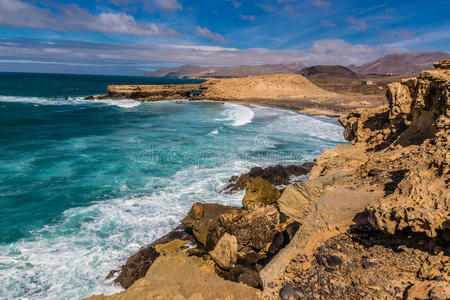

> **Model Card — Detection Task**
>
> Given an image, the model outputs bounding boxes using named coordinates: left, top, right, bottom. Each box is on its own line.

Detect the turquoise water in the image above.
left=0, top=73, right=346, bottom=299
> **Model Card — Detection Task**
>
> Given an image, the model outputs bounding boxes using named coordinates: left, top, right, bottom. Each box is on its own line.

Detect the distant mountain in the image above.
left=298, top=65, right=360, bottom=79
left=143, top=62, right=306, bottom=78
left=354, top=51, right=450, bottom=75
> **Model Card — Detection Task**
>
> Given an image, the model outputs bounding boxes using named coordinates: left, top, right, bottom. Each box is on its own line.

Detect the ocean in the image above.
left=0, top=72, right=346, bottom=299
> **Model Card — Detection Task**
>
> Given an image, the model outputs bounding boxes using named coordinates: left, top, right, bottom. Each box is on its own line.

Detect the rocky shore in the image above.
left=87, top=60, right=449, bottom=300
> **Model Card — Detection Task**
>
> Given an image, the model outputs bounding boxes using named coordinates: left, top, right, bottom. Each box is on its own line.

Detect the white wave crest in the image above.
left=216, top=103, right=255, bottom=126
left=0, top=95, right=141, bottom=108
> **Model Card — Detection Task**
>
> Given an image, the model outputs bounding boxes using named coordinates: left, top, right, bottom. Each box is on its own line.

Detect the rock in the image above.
left=182, top=202, right=241, bottom=248
left=210, top=233, right=238, bottom=269
left=112, top=224, right=195, bottom=289
left=154, top=239, right=189, bottom=254
left=405, top=281, right=450, bottom=300
left=279, top=283, right=304, bottom=300
left=223, top=163, right=313, bottom=193
left=242, top=177, right=281, bottom=208
left=326, top=255, right=343, bottom=267
left=215, top=264, right=261, bottom=289
left=276, top=178, right=324, bottom=223
left=86, top=253, right=262, bottom=300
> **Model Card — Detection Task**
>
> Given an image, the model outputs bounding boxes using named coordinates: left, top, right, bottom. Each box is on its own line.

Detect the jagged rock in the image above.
left=216, top=205, right=281, bottom=252
left=242, top=177, right=281, bottom=208
left=405, top=281, right=450, bottom=300
left=366, top=62, right=450, bottom=237
left=87, top=253, right=262, bottom=300
left=210, top=233, right=238, bottom=269
left=223, top=163, right=313, bottom=193
left=418, top=255, right=450, bottom=281
left=112, top=224, right=195, bottom=289
left=182, top=202, right=242, bottom=248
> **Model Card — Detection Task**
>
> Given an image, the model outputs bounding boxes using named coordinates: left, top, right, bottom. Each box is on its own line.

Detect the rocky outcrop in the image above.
left=110, top=224, right=195, bottom=289
left=91, top=74, right=334, bottom=102
left=87, top=252, right=262, bottom=300
left=262, top=60, right=449, bottom=298
left=223, top=163, right=313, bottom=193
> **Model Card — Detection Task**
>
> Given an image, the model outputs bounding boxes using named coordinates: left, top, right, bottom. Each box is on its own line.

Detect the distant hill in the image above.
left=143, top=62, right=306, bottom=79
left=354, top=51, right=450, bottom=75
left=298, top=65, right=360, bottom=79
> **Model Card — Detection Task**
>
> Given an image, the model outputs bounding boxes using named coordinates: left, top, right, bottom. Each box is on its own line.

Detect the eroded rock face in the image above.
left=365, top=62, right=450, bottom=238
left=263, top=61, right=449, bottom=298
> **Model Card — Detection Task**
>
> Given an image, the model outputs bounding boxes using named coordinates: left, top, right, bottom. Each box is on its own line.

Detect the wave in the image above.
left=0, top=161, right=246, bottom=299
left=216, top=103, right=255, bottom=126
left=0, top=95, right=141, bottom=108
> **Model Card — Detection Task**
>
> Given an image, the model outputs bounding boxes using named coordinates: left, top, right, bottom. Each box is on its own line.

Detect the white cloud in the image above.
left=195, top=26, right=228, bottom=44
left=311, top=0, right=331, bottom=8
left=152, top=0, right=182, bottom=11
left=0, top=38, right=409, bottom=68
left=347, top=17, right=368, bottom=31
left=0, top=0, right=180, bottom=37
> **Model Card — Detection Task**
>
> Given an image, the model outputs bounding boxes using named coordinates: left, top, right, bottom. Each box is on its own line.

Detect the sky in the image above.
left=0, top=0, right=449, bottom=75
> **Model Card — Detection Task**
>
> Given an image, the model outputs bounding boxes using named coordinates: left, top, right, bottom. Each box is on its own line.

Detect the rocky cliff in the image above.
left=87, top=61, right=449, bottom=300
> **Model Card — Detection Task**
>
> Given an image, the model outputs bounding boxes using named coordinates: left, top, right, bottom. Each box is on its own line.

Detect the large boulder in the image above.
left=242, top=177, right=281, bottom=208
left=210, top=233, right=238, bottom=269
left=182, top=202, right=242, bottom=249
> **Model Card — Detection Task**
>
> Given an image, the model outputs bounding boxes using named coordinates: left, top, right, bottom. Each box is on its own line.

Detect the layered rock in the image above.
left=262, top=60, right=449, bottom=298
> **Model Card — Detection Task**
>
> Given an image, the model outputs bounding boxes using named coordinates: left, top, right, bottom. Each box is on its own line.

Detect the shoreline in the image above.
left=87, top=61, right=449, bottom=300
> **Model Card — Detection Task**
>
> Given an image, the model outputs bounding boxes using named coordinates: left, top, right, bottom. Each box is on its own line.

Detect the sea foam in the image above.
left=216, top=102, right=255, bottom=126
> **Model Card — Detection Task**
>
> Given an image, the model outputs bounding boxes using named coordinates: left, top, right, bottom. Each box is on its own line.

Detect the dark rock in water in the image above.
left=112, top=224, right=195, bottom=289
left=223, top=163, right=314, bottom=193
left=84, top=95, right=95, bottom=100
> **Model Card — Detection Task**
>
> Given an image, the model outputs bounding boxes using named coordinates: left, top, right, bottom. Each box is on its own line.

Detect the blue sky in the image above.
left=0, top=0, right=449, bottom=74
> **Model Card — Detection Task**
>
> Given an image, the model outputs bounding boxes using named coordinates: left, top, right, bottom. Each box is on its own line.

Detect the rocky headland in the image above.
left=90, top=73, right=388, bottom=117
left=87, top=60, right=449, bottom=300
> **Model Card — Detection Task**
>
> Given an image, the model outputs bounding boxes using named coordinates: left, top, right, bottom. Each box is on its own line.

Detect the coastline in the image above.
left=87, top=61, right=449, bottom=300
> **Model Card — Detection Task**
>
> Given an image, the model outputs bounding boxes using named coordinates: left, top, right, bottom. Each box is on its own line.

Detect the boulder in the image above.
left=182, top=202, right=242, bottom=248
left=210, top=233, right=238, bottom=269
left=276, top=178, right=324, bottom=223
left=242, top=177, right=281, bottom=209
